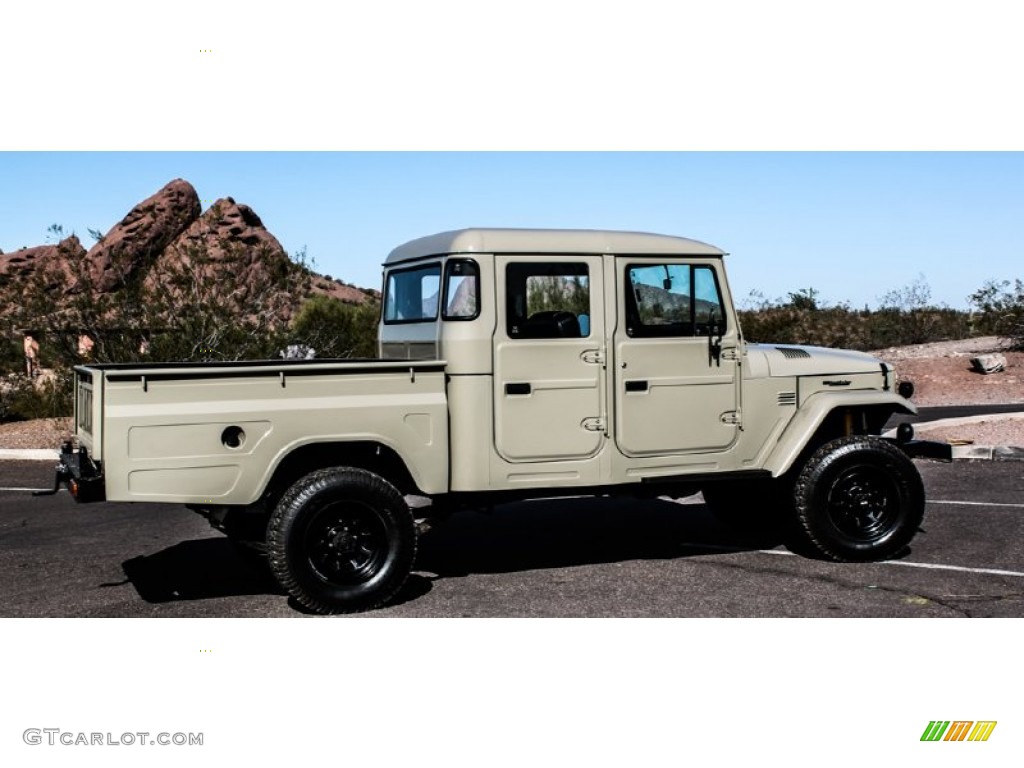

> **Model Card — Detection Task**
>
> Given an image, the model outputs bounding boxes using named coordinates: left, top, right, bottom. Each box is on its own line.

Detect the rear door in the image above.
left=493, top=256, right=606, bottom=462
left=613, top=259, right=739, bottom=457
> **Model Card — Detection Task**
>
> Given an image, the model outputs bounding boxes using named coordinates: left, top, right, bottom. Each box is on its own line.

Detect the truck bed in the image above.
left=73, top=358, right=450, bottom=504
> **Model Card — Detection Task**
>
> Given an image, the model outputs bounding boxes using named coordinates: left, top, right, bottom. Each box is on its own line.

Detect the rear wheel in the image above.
left=266, top=467, right=416, bottom=614
left=791, top=436, right=924, bottom=561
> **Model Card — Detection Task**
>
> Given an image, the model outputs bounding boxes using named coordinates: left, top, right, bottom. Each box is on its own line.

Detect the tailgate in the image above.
left=73, top=366, right=103, bottom=460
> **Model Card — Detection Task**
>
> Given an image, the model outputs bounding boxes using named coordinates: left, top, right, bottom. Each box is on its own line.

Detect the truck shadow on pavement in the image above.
left=393, top=496, right=791, bottom=607
left=121, top=538, right=284, bottom=604
left=118, top=497, right=785, bottom=609
left=414, top=496, right=784, bottom=577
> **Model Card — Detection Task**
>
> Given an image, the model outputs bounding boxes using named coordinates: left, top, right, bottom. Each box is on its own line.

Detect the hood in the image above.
left=747, top=343, right=890, bottom=378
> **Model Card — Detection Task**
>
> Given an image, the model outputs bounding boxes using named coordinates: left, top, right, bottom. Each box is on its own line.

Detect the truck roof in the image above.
left=385, top=228, right=726, bottom=265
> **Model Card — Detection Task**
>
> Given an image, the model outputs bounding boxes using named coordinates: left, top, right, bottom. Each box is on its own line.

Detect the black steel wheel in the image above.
left=792, top=436, right=924, bottom=561
left=266, top=467, right=416, bottom=614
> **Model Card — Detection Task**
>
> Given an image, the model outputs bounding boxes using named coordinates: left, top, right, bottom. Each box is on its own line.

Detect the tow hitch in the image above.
left=34, top=441, right=106, bottom=502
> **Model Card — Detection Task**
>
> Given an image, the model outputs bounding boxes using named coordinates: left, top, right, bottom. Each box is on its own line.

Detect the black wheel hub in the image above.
left=826, top=465, right=899, bottom=543
left=305, top=501, right=389, bottom=585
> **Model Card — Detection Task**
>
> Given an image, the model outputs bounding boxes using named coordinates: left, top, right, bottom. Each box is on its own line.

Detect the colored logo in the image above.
left=921, top=721, right=997, bottom=742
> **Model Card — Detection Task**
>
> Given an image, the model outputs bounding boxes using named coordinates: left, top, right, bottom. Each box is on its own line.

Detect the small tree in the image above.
left=143, top=237, right=310, bottom=362
left=970, top=279, right=1024, bottom=349
left=871, top=274, right=964, bottom=347
left=786, top=287, right=820, bottom=311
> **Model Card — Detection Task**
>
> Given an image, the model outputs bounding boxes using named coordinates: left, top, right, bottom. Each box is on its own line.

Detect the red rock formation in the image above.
left=310, top=275, right=380, bottom=304
left=162, top=197, right=288, bottom=267
left=0, top=235, right=87, bottom=289
left=85, top=178, right=200, bottom=291
left=1, top=179, right=374, bottom=333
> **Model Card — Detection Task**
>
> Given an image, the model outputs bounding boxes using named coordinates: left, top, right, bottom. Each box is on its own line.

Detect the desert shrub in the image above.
left=0, top=375, right=29, bottom=421
left=969, top=279, right=1024, bottom=349
left=0, top=339, right=26, bottom=377
left=288, top=296, right=380, bottom=359
left=869, top=275, right=972, bottom=346
left=862, top=307, right=972, bottom=348
left=0, top=371, right=73, bottom=422
left=738, top=277, right=973, bottom=350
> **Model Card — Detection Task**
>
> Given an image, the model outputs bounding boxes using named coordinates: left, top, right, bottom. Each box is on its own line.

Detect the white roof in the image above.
left=385, top=228, right=725, bottom=264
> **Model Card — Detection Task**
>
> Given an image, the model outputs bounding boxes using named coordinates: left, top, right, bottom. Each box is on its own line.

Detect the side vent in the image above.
left=776, top=347, right=812, bottom=359
left=777, top=391, right=797, bottom=407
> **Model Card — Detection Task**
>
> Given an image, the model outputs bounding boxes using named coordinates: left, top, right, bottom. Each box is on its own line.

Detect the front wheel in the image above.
left=791, top=436, right=924, bottom=562
left=266, top=467, right=417, bottom=614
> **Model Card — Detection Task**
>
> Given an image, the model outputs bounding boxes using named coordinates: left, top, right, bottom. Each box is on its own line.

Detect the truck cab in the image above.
left=377, top=229, right=909, bottom=495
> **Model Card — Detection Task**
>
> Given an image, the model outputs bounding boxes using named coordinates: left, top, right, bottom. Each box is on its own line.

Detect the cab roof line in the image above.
left=385, top=228, right=726, bottom=265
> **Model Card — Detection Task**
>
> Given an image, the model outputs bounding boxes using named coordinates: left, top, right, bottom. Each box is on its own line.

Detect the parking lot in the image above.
left=0, top=458, right=1021, bottom=618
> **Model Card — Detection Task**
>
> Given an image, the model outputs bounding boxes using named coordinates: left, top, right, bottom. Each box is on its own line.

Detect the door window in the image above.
left=625, top=263, right=724, bottom=337
left=506, top=262, right=590, bottom=338
left=443, top=259, right=480, bottom=320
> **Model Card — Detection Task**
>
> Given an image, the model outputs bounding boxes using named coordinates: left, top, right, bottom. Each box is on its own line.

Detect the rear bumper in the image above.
left=37, top=441, right=106, bottom=502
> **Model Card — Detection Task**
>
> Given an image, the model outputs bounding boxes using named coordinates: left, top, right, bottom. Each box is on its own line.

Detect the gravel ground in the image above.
left=915, top=414, right=1024, bottom=447
left=871, top=336, right=1024, bottom=407
left=0, top=417, right=72, bottom=450
left=870, top=336, right=1024, bottom=445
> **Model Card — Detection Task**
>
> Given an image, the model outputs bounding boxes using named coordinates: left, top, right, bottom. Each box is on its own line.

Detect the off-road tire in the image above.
left=266, top=467, right=416, bottom=614
left=792, top=436, right=924, bottom=562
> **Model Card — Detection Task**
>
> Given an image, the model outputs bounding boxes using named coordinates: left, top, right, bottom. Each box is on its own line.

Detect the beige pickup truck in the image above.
left=49, top=229, right=947, bottom=613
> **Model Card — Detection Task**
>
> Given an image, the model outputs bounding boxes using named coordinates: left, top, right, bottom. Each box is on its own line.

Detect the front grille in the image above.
left=775, top=346, right=811, bottom=359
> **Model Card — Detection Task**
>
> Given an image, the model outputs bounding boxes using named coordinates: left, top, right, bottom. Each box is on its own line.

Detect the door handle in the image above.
left=505, top=382, right=532, bottom=395
left=625, top=380, right=649, bottom=393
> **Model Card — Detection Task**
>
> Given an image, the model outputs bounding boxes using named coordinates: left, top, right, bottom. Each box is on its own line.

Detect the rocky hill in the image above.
left=0, top=179, right=375, bottom=320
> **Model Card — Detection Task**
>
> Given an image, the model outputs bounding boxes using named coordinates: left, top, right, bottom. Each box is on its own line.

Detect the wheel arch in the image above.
left=764, top=391, right=916, bottom=477
left=260, top=440, right=424, bottom=506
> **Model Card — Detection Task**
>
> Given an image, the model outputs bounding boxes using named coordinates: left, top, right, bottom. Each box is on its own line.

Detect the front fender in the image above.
left=763, top=390, right=916, bottom=477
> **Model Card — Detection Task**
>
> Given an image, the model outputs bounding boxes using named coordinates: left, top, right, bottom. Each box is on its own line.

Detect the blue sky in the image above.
left=2, top=152, right=1020, bottom=309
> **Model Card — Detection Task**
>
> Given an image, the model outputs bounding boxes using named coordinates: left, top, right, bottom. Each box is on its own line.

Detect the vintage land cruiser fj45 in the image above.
left=48, top=229, right=946, bottom=613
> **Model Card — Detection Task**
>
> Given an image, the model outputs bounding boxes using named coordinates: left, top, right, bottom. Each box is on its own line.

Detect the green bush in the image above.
left=288, top=296, right=380, bottom=359
left=0, top=371, right=73, bottom=422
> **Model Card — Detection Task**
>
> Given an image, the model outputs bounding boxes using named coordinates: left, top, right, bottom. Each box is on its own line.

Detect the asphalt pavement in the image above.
left=1, top=459, right=1021, bottom=617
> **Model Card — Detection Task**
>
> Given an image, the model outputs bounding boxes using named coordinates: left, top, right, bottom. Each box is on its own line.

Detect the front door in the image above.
left=613, top=260, right=740, bottom=457
left=493, top=256, right=606, bottom=462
